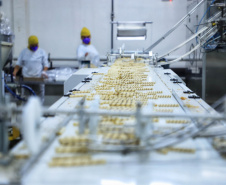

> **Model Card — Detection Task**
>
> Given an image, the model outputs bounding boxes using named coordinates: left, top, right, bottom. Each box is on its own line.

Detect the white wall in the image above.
left=114, top=0, right=187, bottom=56
left=1, top=0, right=191, bottom=59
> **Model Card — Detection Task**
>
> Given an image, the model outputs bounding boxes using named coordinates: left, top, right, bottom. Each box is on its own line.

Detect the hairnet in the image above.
left=81, top=27, right=91, bottom=37
left=28, top=35, right=39, bottom=47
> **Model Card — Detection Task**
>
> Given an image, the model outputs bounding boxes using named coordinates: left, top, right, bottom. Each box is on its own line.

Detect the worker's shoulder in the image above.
left=19, top=48, right=46, bottom=57
left=37, top=47, right=46, bottom=52
left=18, top=48, right=30, bottom=57
left=20, top=48, right=29, bottom=53
left=36, top=48, right=47, bottom=55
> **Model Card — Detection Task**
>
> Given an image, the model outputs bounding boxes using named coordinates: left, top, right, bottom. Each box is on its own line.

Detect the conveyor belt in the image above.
left=5, top=60, right=226, bottom=185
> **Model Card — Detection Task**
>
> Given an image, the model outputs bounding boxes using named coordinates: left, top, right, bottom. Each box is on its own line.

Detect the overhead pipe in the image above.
left=158, top=26, right=209, bottom=59
left=145, top=0, right=206, bottom=52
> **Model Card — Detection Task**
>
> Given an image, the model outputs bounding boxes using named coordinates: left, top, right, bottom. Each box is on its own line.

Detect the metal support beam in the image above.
left=111, top=0, right=114, bottom=51
left=224, top=96, right=226, bottom=115
left=202, top=1, right=209, bottom=100
left=0, top=33, right=3, bottom=104
left=0, top=119, right=8, bottom=154
left=202, top=52, right=206, bottom=100
left=0, top=14, right=7, bottom=156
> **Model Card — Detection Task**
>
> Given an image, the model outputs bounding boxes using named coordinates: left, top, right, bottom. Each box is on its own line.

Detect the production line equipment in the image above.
left=108, top=0, right=226, bottom=68
left=0, top=57, right=226, bottom=185
left=1, top=0, right=226, bottom=184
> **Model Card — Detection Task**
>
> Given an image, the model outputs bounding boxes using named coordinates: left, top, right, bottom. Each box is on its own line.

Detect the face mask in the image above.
left=83, top=37, right=90, bottom=44
left=30, top=46, right=38, bottom=51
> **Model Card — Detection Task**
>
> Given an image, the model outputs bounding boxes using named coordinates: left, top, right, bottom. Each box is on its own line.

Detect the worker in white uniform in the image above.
left=13, top=35, right=49, bottom=104
left=77, top=27, right=100, bottom=68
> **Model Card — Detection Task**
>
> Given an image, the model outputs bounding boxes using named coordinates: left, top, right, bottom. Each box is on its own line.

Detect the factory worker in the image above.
left=77, top=27, right=100, bottom=68
left=13, top=35, right=49, bottom=104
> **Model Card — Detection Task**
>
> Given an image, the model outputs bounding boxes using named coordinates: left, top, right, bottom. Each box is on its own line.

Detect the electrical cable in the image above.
left=203, top=31, right=226, bottom=48
left=21, top=85, right=36, bottom=96
left=4, top=83, right=36, bottom=101
left=4, top=83, right=26, bottom=101
left=196, top=0, right=216, bottom=43
left=189, top=43, right=195, bottom=66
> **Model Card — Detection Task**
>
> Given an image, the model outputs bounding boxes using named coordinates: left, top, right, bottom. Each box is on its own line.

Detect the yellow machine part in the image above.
left=9, top=127, right=20, bottom=141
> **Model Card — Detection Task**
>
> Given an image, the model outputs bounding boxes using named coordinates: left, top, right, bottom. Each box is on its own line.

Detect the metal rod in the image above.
left=144, top=0, right=206, bottom=52
left=150, top=119, right=215, bottom=150
left=201, top=26, right=218, bottom=40
left=204, top=31, right=226, bottom=46
left=88, top=119, right=217, bottom=153
left=211, top=95, right=226, bottom=109
left=158, top=26, right=209, bottom=59
left=159, top=44, right=201, bottom=66
left=30, top=108, right=226, bottom=120
left=111, top=21, right=153, bottom=24
left=109, top=50, right=149, bottom=54
left=158, top=27, right=218, bottom=66
left=202, top=52, right=206, bottom=100
left=13, top=57, right=107, bottom=62
left=202, top=1, right=208, bottom=100
left=111, top=0, right=114, bottom=51
left=158, top=25, right=218, bottom=66
left=0, top=34, right=3, bottom=103
left=108, top=53, right=203, bottom=61
left=208, top=10, right=222, bottom=22
left=168, top=58, right=202, bottom=62
left=0, top=120, right=8, bottom=154
left=0, top=21, right=7, bottom=156
left=224, top=96, right=226, bottom=115
left=0, top=71, right=3, bottom=103
left=6, top=105, right=225, bottom=122
left=108, top=53, right=150, bottom=57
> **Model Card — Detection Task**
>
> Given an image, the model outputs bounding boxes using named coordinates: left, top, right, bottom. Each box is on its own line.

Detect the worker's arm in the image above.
left=41, top=50, right=49, bottom=78
left=13, top=65, right=21, bottom=77
left=77, top=45, right=88, bottom=60
left=43, top=67, right=48, bottom=71
left=41, top=67, right=48, bottom=78
left=14, top=49, right=25, bottom=77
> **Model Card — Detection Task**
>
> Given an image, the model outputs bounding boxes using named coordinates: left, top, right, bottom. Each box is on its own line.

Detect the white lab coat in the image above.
left=16, top=48, right=49, bottom=77
left=77, top=44, right=100, bottom=67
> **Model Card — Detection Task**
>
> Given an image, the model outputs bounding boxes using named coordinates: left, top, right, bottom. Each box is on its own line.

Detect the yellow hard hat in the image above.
left=28, top=35, right=38, bottom=47
left=81, top=27, right=91, bottom=37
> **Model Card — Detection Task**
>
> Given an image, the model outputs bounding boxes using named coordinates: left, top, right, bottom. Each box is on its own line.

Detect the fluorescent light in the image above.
left=116, top=22, right=147, bottom=40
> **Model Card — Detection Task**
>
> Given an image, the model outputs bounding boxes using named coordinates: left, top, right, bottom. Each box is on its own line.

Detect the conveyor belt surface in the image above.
left=5, top=59, right=226, bottom=185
